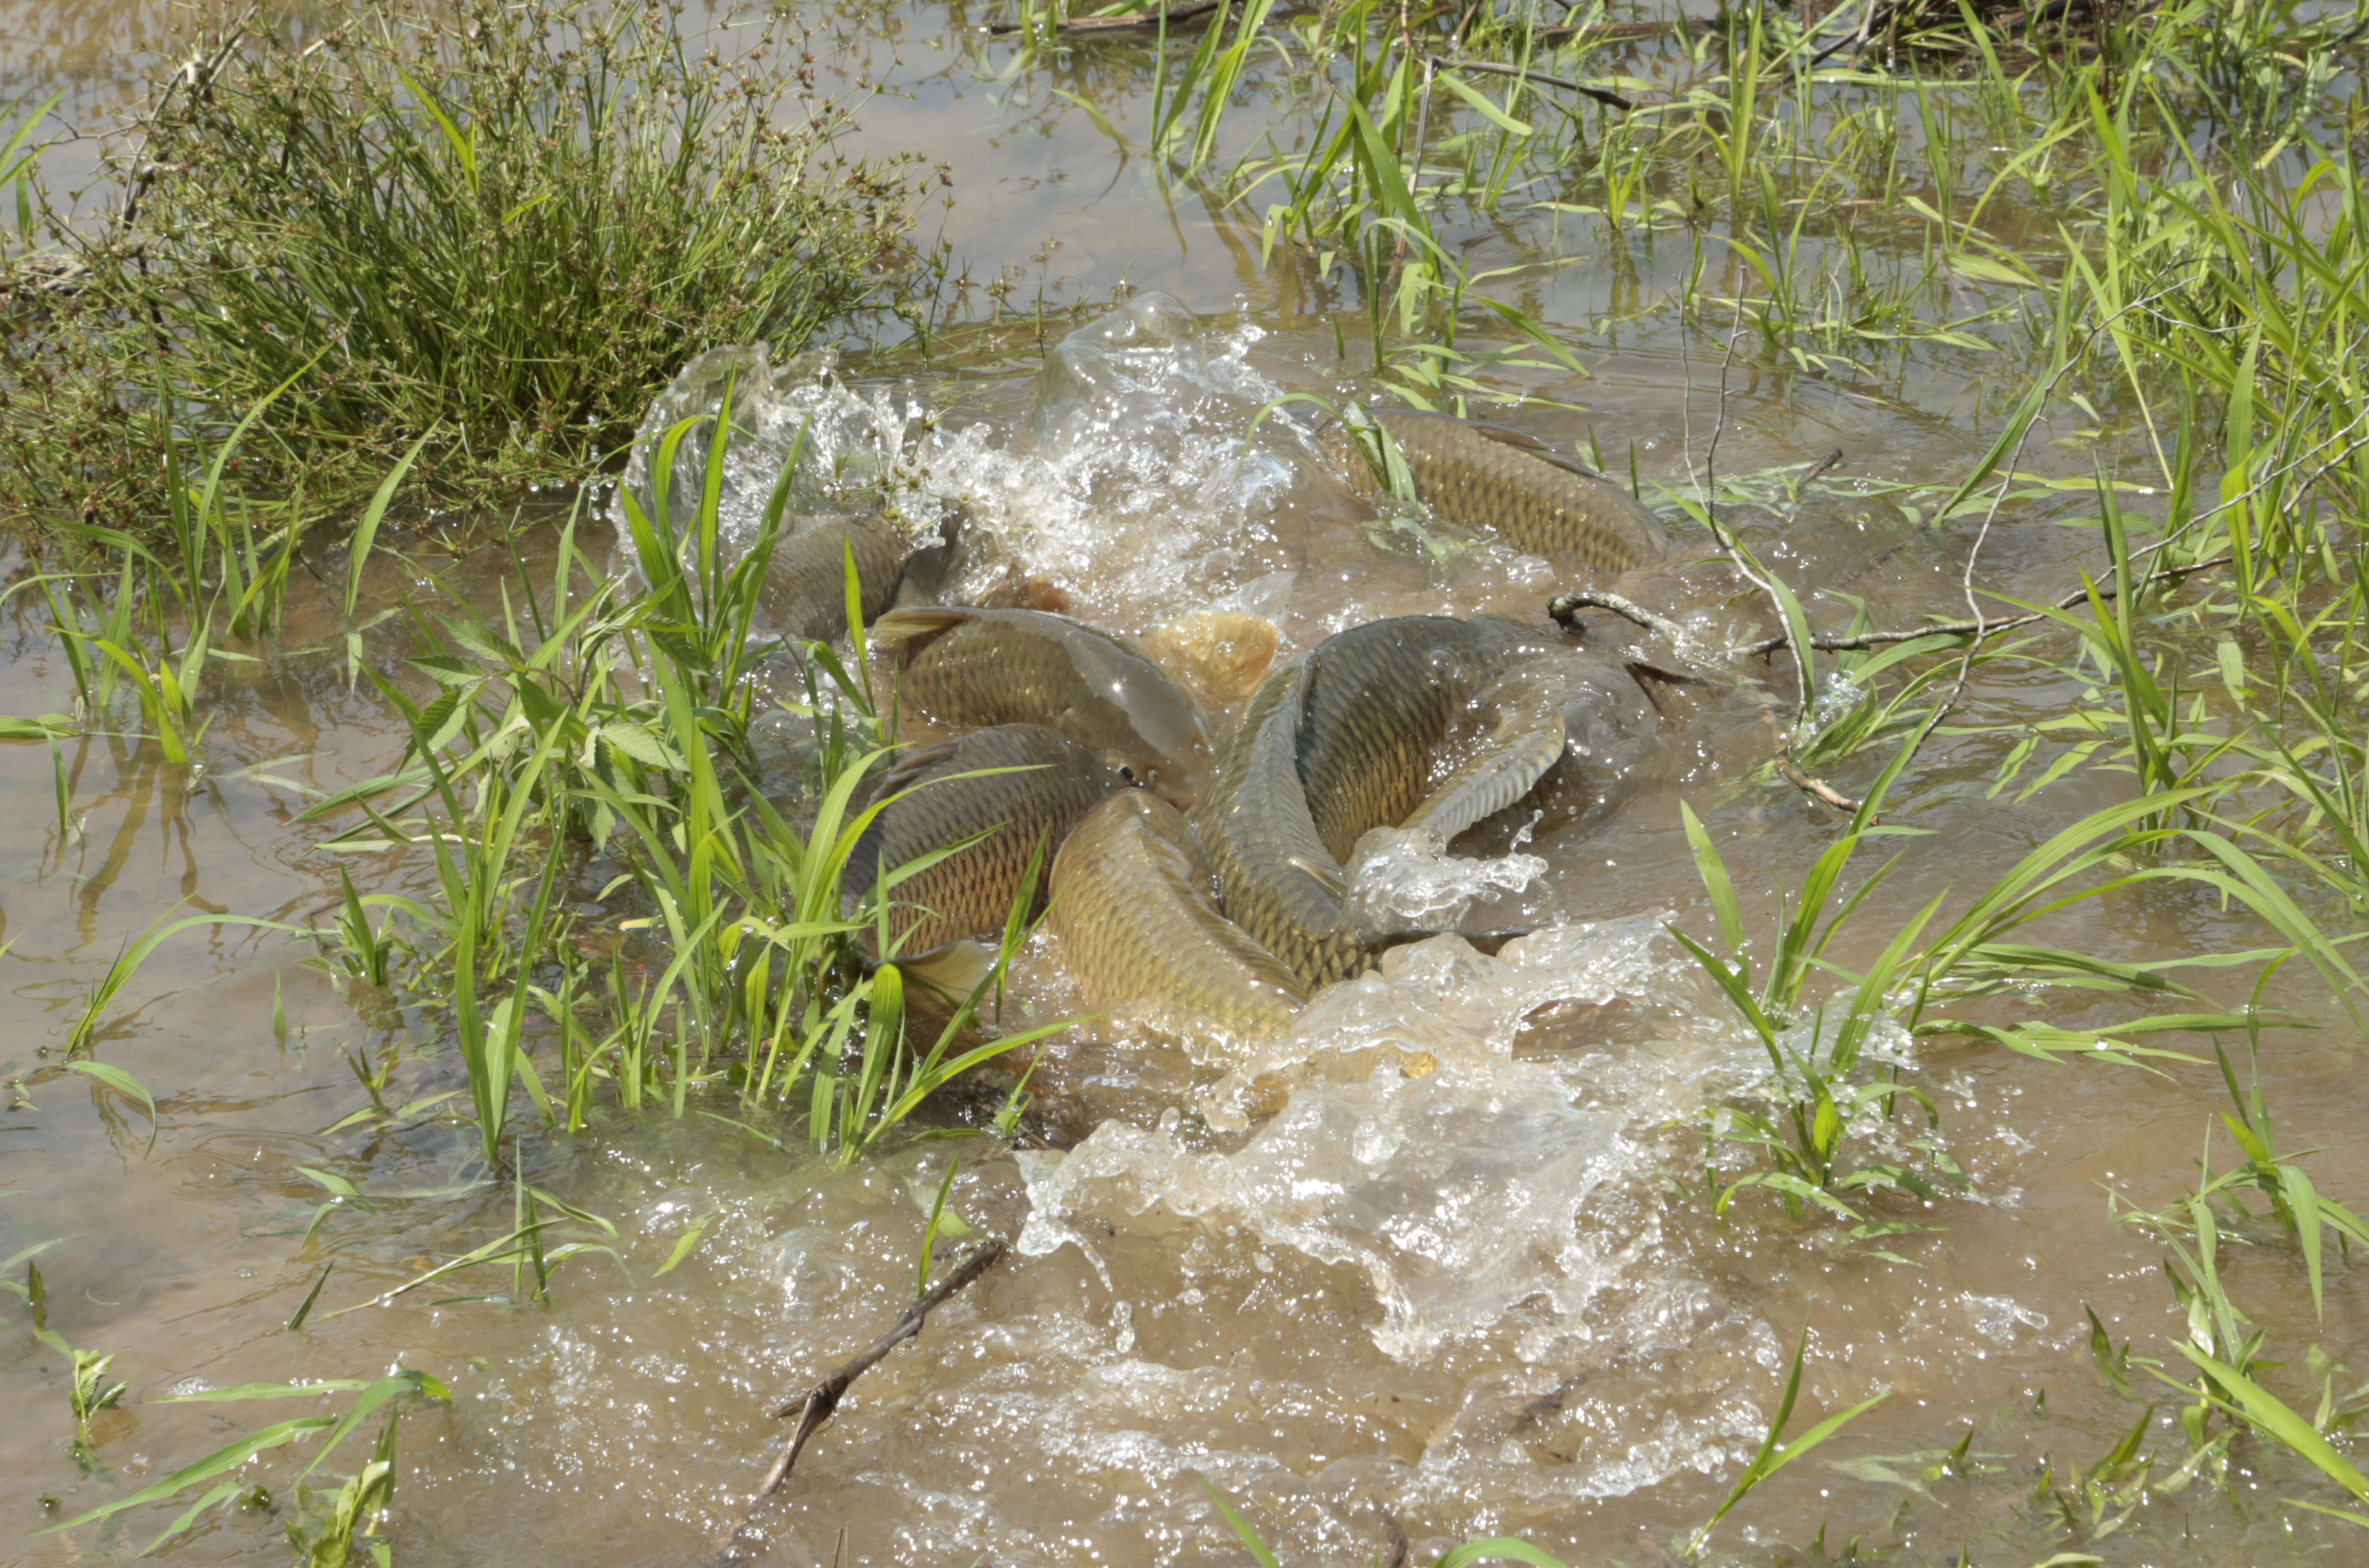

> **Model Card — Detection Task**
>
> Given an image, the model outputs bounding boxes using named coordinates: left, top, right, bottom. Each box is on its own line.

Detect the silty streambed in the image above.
left=7, top=4, right=2369, bottom=1568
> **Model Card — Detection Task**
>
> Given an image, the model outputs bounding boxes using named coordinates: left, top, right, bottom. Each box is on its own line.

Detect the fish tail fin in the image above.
left=872, top=606, right=972, bottom=659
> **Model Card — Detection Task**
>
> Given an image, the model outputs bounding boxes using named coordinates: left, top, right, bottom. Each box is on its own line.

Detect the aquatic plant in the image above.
left=301, top=398, right=1070, bottom=1165
left=0, top=0, right=933, bottom=521
left=41, top=1370, right=448, bottom=1559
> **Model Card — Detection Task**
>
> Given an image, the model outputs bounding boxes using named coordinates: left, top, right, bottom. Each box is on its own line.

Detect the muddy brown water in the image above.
left=7, top=3, right=2369, bottom=1566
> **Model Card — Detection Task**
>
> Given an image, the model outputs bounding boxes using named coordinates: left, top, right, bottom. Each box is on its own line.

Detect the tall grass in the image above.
left=301, top=398, right=1072, bottom=1166
left=1, top=0, right=932, bottom=523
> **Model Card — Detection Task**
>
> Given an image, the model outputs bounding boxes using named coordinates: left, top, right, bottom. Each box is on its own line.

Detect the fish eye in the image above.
left=1119, top=765, right=1136, bottom=782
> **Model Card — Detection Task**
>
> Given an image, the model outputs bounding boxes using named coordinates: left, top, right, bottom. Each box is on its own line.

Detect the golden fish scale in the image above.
left=1049, top=792, right=1306, bottom=1041
left=899, top=619, right=1132, bottom=740
left=1192, top=664, right=1371, bottom=987
left=1196, top=618, right=1565, bottom=988
left=845, top=724, right=1121, bottom=957
left=1298, top=618, right=1556, bottom=859
left=1375, top=412, right=1670, bottom=577
left=759, top=514, right=905, bottom=641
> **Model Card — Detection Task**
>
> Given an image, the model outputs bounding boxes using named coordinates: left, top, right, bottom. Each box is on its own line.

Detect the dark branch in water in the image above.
left=1548, top=588, right=1689, bottom=643
left=1728, top=553, right=2235, bottom=658
left=716, top=1238, right=1009, bottom=1562
left=1777, top=741, right=1866, bottom=816
left=1421, top=55, right=1636, bottom=111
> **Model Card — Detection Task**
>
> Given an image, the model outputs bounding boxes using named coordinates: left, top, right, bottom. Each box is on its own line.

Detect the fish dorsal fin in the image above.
left=1467, top=418, right=1610, bottom=481
left=872, top=606, right=973, bottom=660
left=1285, top=853, right=1348, bottom=900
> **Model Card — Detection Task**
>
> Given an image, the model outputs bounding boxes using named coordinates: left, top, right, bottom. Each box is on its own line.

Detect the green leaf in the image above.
left=67, top=1060, right=159, bottom=1157
left=135, top=1481, right=244, bottom=1558
left=2174, top=1342, right=2369, bottom=1503
left=1681, top=801, right=1744, bottom=957
left=653, top=1215, right=709, bottom=1278
left=1432, top=1541, right=1572, bottom=1568
left=157, top=1379, right=377, bottom=1403
left=1191, top=1473, right=1284, bottom=1568
left=345, top=431, right=433, bottom=617
left=42, top=1417, right=338, bottom=1532
left=1436, top=72, right=1534, bottom=136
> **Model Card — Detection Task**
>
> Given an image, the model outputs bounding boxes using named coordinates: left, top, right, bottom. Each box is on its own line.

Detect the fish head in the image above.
left=1056, top=623, right=1217, bottom=809
left=1079, top=724, right=1212, bottom=813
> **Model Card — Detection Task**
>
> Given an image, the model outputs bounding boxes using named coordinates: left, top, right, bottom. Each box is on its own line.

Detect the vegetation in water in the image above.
left=6, top=0, right=2369, bottom=1558
left=0, top=0, right=938, bottom=523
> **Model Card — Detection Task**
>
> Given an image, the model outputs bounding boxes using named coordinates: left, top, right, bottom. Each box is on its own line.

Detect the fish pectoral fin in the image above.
left=892, top=939, right=998, bottom=1005
left=1366, top=926, right=1531, bottom=955
left=871, top=605, right=973, bottom=658
left=1284, top=853, right=1350, bottom=900
left=1402, top=723, right=1566, bottom=844
left=1464, top=417, right=1610, bottom=480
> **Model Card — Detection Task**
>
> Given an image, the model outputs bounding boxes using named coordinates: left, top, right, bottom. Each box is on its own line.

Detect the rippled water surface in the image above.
left=6, top=1, right=2368, bottom=1565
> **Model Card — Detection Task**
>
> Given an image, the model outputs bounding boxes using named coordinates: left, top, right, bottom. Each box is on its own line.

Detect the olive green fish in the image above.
left=1048, top=790, right=1308, bottom=1044
left=843, top=723, right=1123, bottom=960
left=1191, top=616, right=1568, bottom=987
left=872, top=606, right=1214, bottom=809
left=1361, top=409, right=1672, bottom=578
left=759, top=512, right=960, bottom=643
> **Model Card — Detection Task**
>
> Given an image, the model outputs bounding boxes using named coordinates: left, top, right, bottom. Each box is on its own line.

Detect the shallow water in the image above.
left=7, top=3, right=2369, bottom=1567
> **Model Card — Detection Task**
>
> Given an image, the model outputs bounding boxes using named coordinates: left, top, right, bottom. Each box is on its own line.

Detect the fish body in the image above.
left=873, top=607, right=1213, bottom=809
left=760, top=512, right=909, bottom=642
left=843, top=723, right=1123, bottom=959
left=1048, top=791, right=1307, bottom=1045
left=1367, top=409, right=1671, bottom=578
left=1192, top=616, right=1568, bottom=986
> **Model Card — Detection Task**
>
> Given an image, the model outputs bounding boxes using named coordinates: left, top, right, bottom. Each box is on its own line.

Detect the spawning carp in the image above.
left=1048, top=790, right=1308, bottom=1045
left=760, top=512, right=959, bottom=643
left=872, top=606, right=1214, bottom=809
left=1191, top=616, right=1568, bottom=987
left=1359, top=409, right=1672, bottom=579
left=843, top=723, right=1123, bottom=960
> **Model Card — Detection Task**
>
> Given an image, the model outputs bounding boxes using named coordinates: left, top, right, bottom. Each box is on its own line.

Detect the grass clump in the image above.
left=296, top=393, right=1065, bottom=1166
left=1, top=0, right=938, bottom=525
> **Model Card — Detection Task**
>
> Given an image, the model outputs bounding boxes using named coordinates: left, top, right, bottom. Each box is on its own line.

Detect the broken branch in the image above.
left=715, top=1238, right=1008, bottom=1561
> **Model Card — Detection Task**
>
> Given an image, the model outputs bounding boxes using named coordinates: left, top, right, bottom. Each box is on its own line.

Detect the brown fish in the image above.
left=872, top=607, right=1214, bottom=809
left=759, top=511, right=961, bottom=643
left=843, top=723, right=1123, bottom=960
left=760, top=513, right=907, bottom=642
left=1356, top=409, right=1672, bottom=578
left=1048, top=791, right=1308, bottom=1045
left=1191, top=616, right=1568, bottom=987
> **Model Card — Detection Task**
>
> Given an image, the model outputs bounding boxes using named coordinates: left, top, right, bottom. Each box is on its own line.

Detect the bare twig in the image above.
left=1548, top=588, right=1690, bottom=644
left=1420, top=54, right=1636, bottom=111
left=1777, top=740, right=1866, bottom=815
left=716, top=1239, right=1008, bottom=1561
left=1727, top=552, right=2235, bottom=658
left=1538, top=17, right=1710, bottom=39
